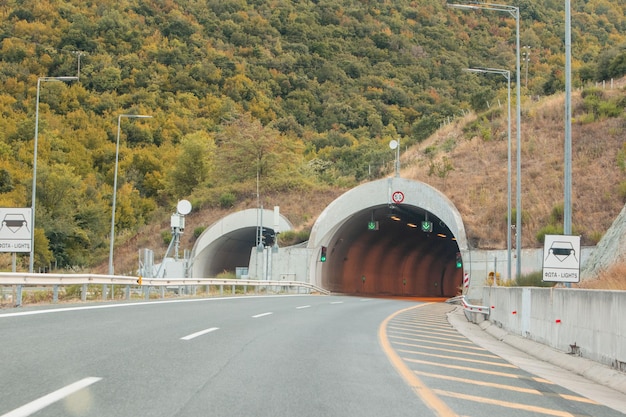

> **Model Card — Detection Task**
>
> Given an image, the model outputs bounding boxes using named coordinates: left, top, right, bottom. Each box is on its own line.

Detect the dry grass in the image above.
left=403, top=87, right=626, bottom=251
left=577, top=263, right=626, bottom=290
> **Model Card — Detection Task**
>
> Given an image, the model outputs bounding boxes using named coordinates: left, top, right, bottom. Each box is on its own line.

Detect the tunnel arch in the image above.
left=307, top=177, right=468, bottom=297
left=190, top=208, right=293, bottom=278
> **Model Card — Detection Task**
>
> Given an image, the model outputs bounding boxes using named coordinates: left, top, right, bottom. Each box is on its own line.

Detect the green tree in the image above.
left=168, top=131, right=216, bottom=196
left=215, top=113, right=302, bottom=187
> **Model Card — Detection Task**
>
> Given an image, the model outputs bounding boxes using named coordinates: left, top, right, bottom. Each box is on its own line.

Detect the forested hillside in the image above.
left=1, top=0, right=626, bottom=270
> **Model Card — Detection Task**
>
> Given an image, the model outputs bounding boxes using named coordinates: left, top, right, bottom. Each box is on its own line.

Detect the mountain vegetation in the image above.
left=0, top=0, right=625, bottom=271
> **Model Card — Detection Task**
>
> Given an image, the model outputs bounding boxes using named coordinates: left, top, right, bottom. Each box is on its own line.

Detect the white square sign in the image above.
left=0, top=208, right=32, bottom=253
left=542, top=234, right=581, bottom=283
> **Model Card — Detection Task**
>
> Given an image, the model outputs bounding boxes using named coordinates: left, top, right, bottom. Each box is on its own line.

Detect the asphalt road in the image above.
left=1, top=295, right=624, bottom=417
left=0, top=295, right=428, bottom=417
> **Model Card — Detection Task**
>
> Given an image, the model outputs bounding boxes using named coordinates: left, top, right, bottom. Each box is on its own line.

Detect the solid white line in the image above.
left=252, top=312, right=273, bottom=318
left=180, top=327, right=219, bottom=341
left=1, top=377, right=102, bottom=417
left=296, top=305, right=311, bottom=309
left=0, top=295, right=312, bottom=319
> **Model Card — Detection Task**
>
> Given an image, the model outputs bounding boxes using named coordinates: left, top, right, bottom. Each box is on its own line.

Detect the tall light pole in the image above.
left=30, top=76, right=79, bottom=273
left=448, top=2, right=522, bottom=280
left=564, top=0, right=572, bottom=236
left=465, top=67, right=512, bottom=281
left=108, top=114, right=152, bottom=275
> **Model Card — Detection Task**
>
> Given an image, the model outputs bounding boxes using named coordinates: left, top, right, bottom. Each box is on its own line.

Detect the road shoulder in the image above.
left=447, top=306, right=626, bottom=415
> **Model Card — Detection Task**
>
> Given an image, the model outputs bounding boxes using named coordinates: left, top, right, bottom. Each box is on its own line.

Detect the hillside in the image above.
left=103, top=82, right=626, bottom=277
left=0, top=0, right=626, bottom=271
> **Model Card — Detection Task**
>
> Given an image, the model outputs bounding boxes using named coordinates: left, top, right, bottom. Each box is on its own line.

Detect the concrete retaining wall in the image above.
left=482, top=286, right=626, bottom=371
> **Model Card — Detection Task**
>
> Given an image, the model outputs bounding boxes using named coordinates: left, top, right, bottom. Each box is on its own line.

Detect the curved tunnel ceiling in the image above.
left=191, top=208, right=292, bottom=278
left=309, top=178, right=468, bottom=297
left=198, top=227, right=259, bottom=277
left=320, top=204, right=462, bottom=297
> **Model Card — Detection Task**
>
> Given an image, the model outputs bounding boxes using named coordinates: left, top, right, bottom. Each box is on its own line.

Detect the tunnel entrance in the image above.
left=320, top=204, right=462, bottom=297
left=191, top=208, right=292, bottom=279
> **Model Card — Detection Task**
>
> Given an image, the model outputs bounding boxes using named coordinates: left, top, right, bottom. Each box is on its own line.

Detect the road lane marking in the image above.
left=434, top=389, right=576, bottom=417
left=180, top=327, right=219, bottom=341
left=1, top=377, right=101, bottom=417
left=252, top=312, right=273, bottom=318
left=397, top=349, right=518, bottom=368
left=403, top=357, right=556, bottom=384
left=389, top=334, right=487, bottom=352
left=0, top=295, right=307, bottom=318
left=415, top=371, right=597, bottom=404
left=393, top=341, right=498, bottom=359
left=391, top=322, right=460, bottom=335
left=389, top=330, right=474, bottom=345
left=296, top=305, right=311, bottom=309
left=379, top=303, right=460, bottom=417
left=330, top=301, right=343, bottom=304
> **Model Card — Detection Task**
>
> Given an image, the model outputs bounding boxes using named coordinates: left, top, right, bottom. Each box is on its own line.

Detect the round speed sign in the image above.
left=392, top=191, right=404, bottom=204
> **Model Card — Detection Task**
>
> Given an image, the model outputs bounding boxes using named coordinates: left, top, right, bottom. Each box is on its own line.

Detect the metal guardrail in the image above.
left=0, top=272, right=330, bottom=306
left=446, top=295, right=490, bottom=316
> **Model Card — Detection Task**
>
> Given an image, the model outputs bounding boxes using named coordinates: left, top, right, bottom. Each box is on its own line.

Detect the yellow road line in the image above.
left=416, top=370, right=595, bottom=404
left=390, top=321, right=459, bottom=334
left=397, top=349, right=518, bottom=369
left=434, top=389, right=578, bottom=417
left=388, top=329, right=475, bottom=345
left=389, top=334, right=488, bottom=352
left=392, top=341, right=498, bottom=359
left=379, top=303, right=460, bottom=417
left=402, top=357, right=555, bottom=384
left=416, top=370, right=541, bottom=394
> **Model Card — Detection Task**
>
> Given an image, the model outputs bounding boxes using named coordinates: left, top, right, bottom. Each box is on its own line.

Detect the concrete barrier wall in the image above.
left=482, top=286, right=626, bottom=371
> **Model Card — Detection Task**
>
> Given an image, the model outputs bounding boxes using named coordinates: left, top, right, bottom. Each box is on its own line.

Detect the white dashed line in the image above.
left=1, top=377, right=102, bottom=417
left=252, top=312, right=273, bottom=318
left=296, top=305, right=311, bottom=309
left=180, top=327, right=219, bottom=341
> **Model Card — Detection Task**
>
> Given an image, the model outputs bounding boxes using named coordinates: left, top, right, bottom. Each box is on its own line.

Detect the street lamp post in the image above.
left=30, top=76, right=79, bottom=273
left=465, top=67, right=512, bottom=281
left=108, top=114, right=152, bottom=276
left=448, top=2, right=522, bottom=280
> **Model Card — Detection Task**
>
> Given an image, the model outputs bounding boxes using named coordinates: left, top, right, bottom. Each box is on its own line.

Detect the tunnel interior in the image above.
left=320, top=204, right=462, bottom=297
left=203, top=227, right=275, bottom=276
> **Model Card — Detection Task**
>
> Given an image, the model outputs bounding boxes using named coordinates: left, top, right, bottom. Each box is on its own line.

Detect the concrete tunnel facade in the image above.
left=191, top=177, right=468, bottom=297
left=307, top=177, right=468, bottom=297
left=190, top=208, right=294, bottom=278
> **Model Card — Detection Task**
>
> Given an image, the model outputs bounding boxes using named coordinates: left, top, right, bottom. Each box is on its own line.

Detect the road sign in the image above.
left=0, top=208, right=32, bottom=253
left=392, top=191, right=404, bottom=204
left=542, top=234, right=580, bottom=283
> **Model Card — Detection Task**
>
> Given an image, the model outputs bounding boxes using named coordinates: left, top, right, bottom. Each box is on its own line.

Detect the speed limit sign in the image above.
left=392, top=191, right=404, bottom=204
